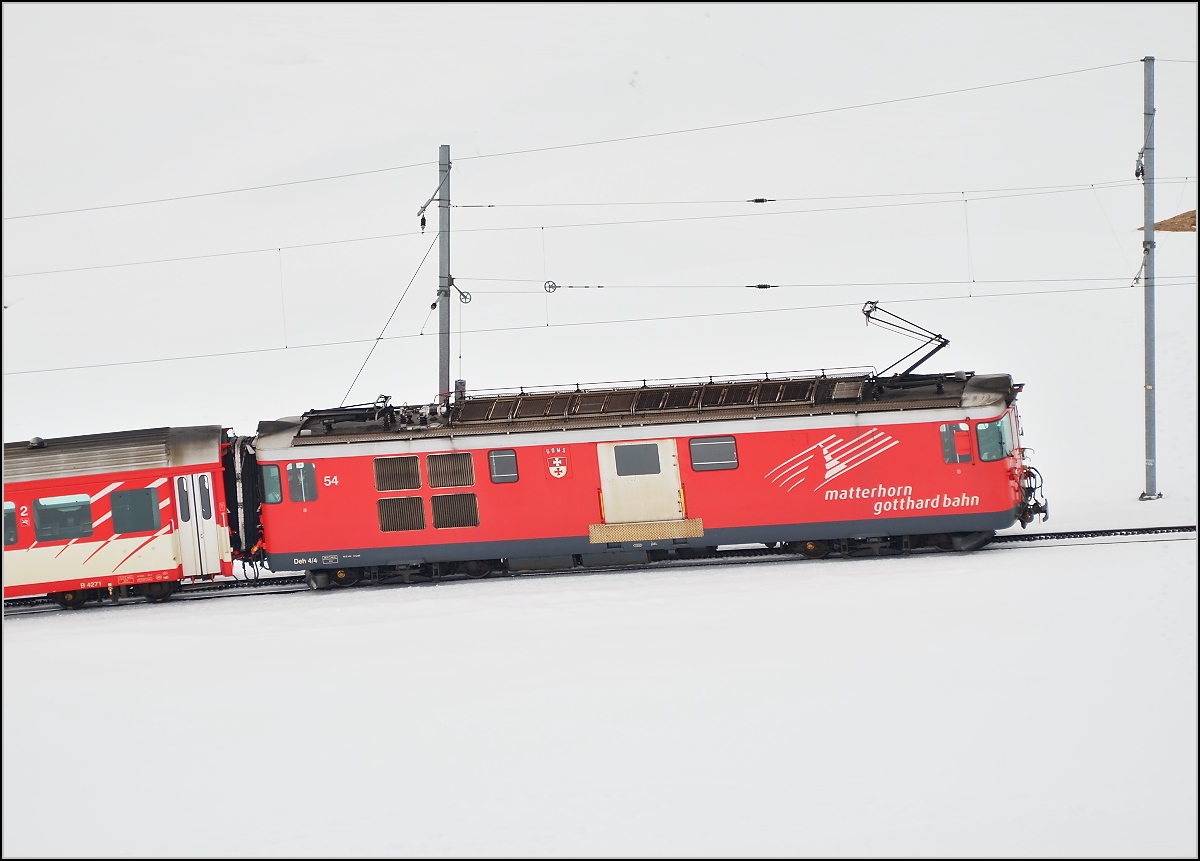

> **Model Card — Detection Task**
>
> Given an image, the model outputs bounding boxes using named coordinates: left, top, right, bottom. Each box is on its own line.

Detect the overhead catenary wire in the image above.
left=450, top=177, right=1189, bottom=210
left=2, top=59, right=1142, bottom=221
left=4, top=279, right=1193, bottom=377
left=7, top=178, right=1194, bottom=281
left=339, top=232, right=440, bottom=406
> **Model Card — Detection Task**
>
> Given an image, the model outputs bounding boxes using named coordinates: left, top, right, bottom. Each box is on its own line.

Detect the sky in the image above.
left=1, top=4, right=1197, bottom=856
left=4, top=4, right=1196, bottom=530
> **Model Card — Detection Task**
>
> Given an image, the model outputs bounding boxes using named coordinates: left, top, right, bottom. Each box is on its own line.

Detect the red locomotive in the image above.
left=250, top=367, right=1047, bottom=589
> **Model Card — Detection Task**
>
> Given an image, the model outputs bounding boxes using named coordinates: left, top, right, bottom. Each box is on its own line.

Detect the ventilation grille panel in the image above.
left=428, top=452, right=474, bottom=488
left=432, top=493, right=479, bottom=528
left=378, top=497, right=425, bottom=532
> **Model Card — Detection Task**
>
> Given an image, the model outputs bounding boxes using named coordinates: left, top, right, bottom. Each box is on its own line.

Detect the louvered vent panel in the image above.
left=374, top=456, right=421, bottom=491
left=725, top=385, right=756, bottom=405
left=781, top=380, right=814, bottom=402
left=758, top=382, right=783, bottom=404
left=516, top=396, right=552, bottom=418
left=832, top=381, right=863, bottom=400
left=428, top=452, right=474, bottom=488
left=432, top=493, right=479, bottom=528
left=665, top=387, right=700, bottom=409
left=603, top=392, right=636, bottom=413
left=635, top=390, right=667, bottom=411
left=378, top=497, right=425, bottom=532
left=575, top=394, right=608, bottom=414
left=457, top=400, right=495, bottom=422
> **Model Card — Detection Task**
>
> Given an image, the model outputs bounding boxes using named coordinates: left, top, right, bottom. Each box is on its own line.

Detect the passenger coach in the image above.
left=3, top=427, right=234, bottom=607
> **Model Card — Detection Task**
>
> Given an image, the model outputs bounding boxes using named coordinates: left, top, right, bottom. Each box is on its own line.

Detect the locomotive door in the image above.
left=597, top=439, right=685, bottom=523
left=174, top=472, right=222, bottom=578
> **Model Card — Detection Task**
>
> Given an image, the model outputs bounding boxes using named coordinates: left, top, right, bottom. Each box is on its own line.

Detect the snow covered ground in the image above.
left=2, top=537, right=1195, bottom=856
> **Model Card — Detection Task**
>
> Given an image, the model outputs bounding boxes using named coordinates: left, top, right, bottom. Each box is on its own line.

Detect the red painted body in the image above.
left=255, top=407, right=1025, bottom=563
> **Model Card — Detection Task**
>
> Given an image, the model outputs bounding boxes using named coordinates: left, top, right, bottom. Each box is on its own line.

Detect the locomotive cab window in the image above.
left=33, top=494, right=93, bottom=541
left=489, top=450, right=519, bottom=483
left=615, top=443, right=661, bottom=476
left=3, top=501, right=16, bottom=546
left=939, top=423, right=973, bottom=464
left=261, top=464, right=283, bottom=504
left=690, top=436, right=738, bottom=471
left=287, top=462, right=318, bottom=502
left=112, top=488, right=161, bottom=534
left=977, top=416, right=1015, bottom=462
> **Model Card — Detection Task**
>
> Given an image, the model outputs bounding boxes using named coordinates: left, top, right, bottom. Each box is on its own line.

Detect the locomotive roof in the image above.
left=273, top=371, right=1019, bottom=447
left=3, top=425, right=224, bottom=484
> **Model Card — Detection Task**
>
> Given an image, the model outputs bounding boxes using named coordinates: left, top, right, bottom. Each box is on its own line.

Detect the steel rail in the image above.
left=4, top=525, right=1194, bottom=616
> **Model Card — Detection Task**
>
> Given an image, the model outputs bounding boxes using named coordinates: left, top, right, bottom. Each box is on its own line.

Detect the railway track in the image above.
left=4, top=525, right=1195, bottom=616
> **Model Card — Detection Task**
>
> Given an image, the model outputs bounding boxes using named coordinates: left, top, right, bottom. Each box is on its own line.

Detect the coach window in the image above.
left=33, top=494, right=93, bottom=542
left=176, top=477, right=192, bottom=523
left=112, top=488, right=162, bottom=534
left=939, top=423, right=973, bottom=464
left=690, top=436, right=738, bottom=471
left=287, top=462, right=318, bottom=502
left=261, top=464, right=283, bottom=504
left=977, top=417, right=1014, bottom=462
left=198, top=474, right=213, bottom=520
left=3, top=501, right=17, bottom=546
left=489, top=450, right=519, bottom=483
left=615, top=443, right=661, bottom=476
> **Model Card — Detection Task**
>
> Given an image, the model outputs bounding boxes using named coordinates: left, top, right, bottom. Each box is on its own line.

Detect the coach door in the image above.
left=597, top=439, right=685, bottom=523
left=174, top=473, right=222, bottom=578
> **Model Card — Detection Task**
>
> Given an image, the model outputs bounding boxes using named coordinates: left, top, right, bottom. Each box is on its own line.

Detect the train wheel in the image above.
left=928, top=534, right=954, bottom=552
left=462, top=560, right=492, bottom=579
left=51, top=590, right=90, bottom=610
left=797, top=540, right=830, bottom=560
left=140, top=582, right=179, bottom=603
left=331, top=568, right=361, bottom=588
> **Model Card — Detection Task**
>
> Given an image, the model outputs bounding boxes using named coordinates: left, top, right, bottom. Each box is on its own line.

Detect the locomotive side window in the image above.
left=428, top=452, right=475, bottom=488
left=939, top=423, right=973, bottom=463
left=488, top=450, right=519, bottom=483
left=690, top=436, right=738, bottom=471
left=111, top=488, right=162, bottom=534
left=33, top=494, right=94, bottom=541
left=615, top=443, right=661, bottom=476
left=375, top=456, right=421, bottom=491
left=3, top=501, right=17, bottom=546
left=287, top=462, right=318, bottom=502
left=261, top=465, right=283, bottom=504
left=976, top=417, right=1014, bottom=462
